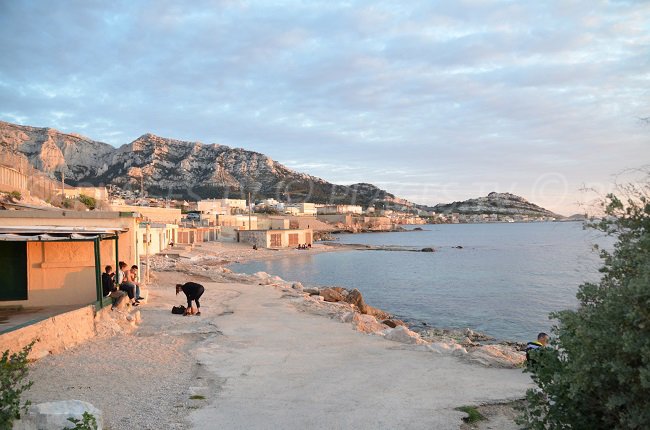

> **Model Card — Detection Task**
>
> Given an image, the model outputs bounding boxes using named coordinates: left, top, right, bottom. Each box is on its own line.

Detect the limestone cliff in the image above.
left=0, top=121, right=397, bottom=206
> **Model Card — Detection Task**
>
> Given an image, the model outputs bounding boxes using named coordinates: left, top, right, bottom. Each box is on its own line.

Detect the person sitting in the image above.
left=176, top=282, right=205, bottom=316
left=130, top=264, right=145, bottom=301
left=526, top=332, right=550, bottom=363
left=102, top=265, right=116, bottom=298
left=103, top=265, right=126, bottom=309
left=117, top=261, right=137, bottom=306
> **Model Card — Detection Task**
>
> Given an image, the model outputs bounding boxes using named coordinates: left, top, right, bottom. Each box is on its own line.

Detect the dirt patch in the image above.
left=459, top=400, right=524, bottom=430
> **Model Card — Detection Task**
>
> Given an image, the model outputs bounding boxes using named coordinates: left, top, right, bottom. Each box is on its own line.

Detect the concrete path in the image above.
left=186, top=282, right=532, bottom=430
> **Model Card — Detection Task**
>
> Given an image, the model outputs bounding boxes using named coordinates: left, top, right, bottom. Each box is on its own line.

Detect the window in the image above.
left=270, top=233, right=282, bottom=247
left=288, top=234, right=299, bottom=246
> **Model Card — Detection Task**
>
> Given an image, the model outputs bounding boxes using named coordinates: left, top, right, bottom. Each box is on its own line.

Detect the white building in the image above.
left=197, top=199, right=228, bottom=215
left=317, top=205, right=363, bottom=215
left=287, top=202, right=316, bottom=216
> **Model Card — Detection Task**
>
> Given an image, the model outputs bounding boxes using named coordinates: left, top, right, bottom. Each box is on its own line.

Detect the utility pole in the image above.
left=60, top=170, right=65, bottom=199
left=248, top=191, right=252, bottom=230
left=145, top=223, right=151, bottom=284
left=140, top=175, right=144, bottom=198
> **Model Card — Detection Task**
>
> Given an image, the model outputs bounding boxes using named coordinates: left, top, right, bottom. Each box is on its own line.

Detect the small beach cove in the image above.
left=24, top=240, right=533, bottom=429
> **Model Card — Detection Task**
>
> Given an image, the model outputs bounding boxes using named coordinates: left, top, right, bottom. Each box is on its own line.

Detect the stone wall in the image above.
left=0, top=305, right=96, bottom=360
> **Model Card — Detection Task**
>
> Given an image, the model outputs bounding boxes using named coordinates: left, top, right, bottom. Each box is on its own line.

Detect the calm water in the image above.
left=231, top=222, right=609, bottom=341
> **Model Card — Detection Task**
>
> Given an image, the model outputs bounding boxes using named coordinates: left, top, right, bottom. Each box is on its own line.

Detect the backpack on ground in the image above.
left=171, top=305, right=186, bottom=315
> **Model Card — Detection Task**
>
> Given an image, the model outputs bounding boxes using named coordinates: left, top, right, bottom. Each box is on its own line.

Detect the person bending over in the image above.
left=176, top=282, right=205, bottom=316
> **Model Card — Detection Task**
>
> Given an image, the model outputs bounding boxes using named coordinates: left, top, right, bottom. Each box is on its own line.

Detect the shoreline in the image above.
left=23, top=240, right=531, bottom=429
left=219, top=241, right=526, bottom=351
left=161, top=241, right=527, bottom=367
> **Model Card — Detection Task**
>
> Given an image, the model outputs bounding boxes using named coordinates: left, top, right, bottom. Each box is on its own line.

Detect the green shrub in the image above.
left=455, top=405, right=486, bottom=424
left=77, top=194, right=96, bottom=210
left=519, top=184, right=650, bottom=429
left=63, top=412, right=98, bottom=430
left=9, top=190, right=22, bottom=200
left=0, top=340, right=36, bottom=428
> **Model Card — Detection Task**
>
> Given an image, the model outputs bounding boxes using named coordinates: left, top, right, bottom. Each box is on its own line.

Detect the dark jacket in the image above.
left=102, top=273, right=116, bottom=296
left=525, top=341, right=545, bottom=362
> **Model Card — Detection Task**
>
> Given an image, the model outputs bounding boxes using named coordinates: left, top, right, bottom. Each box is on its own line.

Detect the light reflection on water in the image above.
left=231, top=222, right=610, bottom=341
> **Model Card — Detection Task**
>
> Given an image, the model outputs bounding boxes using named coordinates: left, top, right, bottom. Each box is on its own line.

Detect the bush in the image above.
left=0, top=341, right=36, bottom=428
left=64, top=411, right=98, bottom=430
left=77, top=194, right=96, bottom=210
left=519, top=183, right=650, bottom=429
left=9, top=190, right=22, bottom=200
left=455, top=405, right=486, bottom=424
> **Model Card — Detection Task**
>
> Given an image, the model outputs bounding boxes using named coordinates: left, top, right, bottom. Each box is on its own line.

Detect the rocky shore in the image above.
left=148, top=244, right=526, bottom=369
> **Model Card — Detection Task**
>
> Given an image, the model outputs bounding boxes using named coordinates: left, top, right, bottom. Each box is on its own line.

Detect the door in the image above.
left=0, top=242, right=28, bottom=301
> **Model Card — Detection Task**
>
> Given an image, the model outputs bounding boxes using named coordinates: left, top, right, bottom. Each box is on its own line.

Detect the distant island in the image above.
left=429, top=192, right=563, bottom=223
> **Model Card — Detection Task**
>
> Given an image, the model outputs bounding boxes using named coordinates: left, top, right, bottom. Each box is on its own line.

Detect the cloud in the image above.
left=1, top=0, right=649, bottom=214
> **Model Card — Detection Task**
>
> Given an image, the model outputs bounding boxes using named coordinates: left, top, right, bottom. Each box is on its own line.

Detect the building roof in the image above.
left=0, top=226, right=127, bottom=242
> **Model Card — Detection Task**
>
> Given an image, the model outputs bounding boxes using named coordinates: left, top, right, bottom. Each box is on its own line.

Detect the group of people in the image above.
left=101, top=261, right=145, bottom=308
left=297, top=243, right=311, bottom=250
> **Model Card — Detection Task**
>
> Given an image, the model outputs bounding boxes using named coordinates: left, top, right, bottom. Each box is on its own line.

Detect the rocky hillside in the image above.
left=432, top=192, right=561, bottom=218
left=0, top=120, right=398, bottom=206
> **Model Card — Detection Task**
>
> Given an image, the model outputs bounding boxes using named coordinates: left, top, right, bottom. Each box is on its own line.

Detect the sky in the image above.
left=1, top=1, right=649, bottom=215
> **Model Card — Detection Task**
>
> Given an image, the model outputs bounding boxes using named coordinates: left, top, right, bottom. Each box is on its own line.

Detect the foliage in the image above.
left=254, top=207, right=281, bottom=215
left=77, top=194, right=96, bottom=210
left=519, top=180, right=650, bottom=430
left=189, top=394, right=206, bottom=400
left=0, top=340, right=36, bottom=428
left=8, top=190, right=22, bottom=200
left=455, top=405, right=486, bottom=424
left=63, top=412, right=98, bottom=430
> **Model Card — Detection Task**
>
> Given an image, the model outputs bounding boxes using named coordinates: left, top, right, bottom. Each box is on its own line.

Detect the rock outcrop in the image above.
left=432, top=192, right=561, bottom=218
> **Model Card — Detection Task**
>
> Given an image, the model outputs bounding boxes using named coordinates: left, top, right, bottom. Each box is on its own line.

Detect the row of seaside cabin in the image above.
left=0, top=205, right=314, bottom=354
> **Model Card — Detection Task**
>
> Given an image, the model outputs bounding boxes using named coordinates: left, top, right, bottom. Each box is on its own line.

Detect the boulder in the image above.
left=467, top=344, right=526, bottom=368
left=383, top=326, right=426, bottom=345
left=15, top=400, right=103, bottom=430
left=330, top=287, right=348, bottom=296
left=344, top=288, right=368, bottom=314
left=292, top=282, right=304, bottom=291
left=320, top=288, right=345, bottom=302
left=421, top=247, right=435, bottom=252
left=351, top=313, right=387, bottom=334
left=427, top=341, right=468, bottom=356
left=303, top=287, right=320, bottom=295
left=365, top=305, right=390, bottom=320
left=382, top=319, right=407, bottom=328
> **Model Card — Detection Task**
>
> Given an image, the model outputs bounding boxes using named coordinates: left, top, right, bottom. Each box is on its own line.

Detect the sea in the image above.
left=230, top=222, right=611, bottom=342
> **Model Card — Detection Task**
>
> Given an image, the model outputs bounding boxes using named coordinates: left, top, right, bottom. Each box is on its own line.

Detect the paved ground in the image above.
left=186, top=281, right=532, bottom=430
